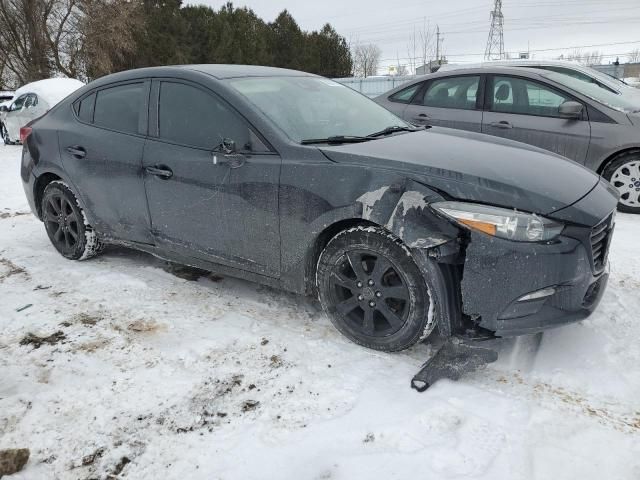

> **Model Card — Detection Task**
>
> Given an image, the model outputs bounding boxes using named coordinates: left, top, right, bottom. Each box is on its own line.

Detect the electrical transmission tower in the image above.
left=484, top=0, right=505, bottom=60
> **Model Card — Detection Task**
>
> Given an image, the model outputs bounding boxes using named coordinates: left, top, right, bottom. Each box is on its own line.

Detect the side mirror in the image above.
left=558, top=101, right=583, bottom=119
left=220, top=138, right=236, bottom=154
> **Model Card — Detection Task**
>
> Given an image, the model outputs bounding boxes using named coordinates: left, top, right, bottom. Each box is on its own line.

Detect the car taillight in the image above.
left=19, top=127, right=32, bottom=144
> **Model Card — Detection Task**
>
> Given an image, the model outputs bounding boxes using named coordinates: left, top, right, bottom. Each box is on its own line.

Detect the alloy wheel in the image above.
left=328, top=249, right=410, bottom=337
left=43, top=193, right=81, bottom=252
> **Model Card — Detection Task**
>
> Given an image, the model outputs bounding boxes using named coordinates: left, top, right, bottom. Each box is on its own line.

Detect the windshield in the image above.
left=543, top=71, right=640, bottom=113
left=228, top=76, right=410, bottom=143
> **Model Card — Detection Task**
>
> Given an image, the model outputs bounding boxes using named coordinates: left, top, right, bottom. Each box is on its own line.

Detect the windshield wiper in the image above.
left=301, top=135, right=372, bottom=145
left=366, top=125, right=425, bottom=138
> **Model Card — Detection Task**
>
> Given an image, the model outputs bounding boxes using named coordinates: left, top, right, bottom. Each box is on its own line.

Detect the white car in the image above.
left=439, top=60, right=640, bottom=103
left=2, top=78, right=84, bottom=145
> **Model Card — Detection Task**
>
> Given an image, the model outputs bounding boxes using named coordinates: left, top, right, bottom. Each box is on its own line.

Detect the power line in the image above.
left=378, top=39, right=640, bottom=63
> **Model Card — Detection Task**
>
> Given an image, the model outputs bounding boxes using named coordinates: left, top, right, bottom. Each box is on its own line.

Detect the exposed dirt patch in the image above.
left=0, top=257, right=29, bottom=282
left=73, top=312, right=104, bottom=327
left=20, top=331, right=66, bottom=349
left=127, top=319, right=165, bottom=333
left=0, top=211, right=30, bottom=219
left=241, top=400, right=260, bottom=412
left=162, top=262, right=224, bottom=283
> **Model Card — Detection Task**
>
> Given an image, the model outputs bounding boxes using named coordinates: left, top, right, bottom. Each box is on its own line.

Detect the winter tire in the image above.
left=603, top=151, right=640, bottom=214
left=41, top=181, right=103, bottom=260
left=316, top=226, right=436, bottom=352
left=2, top=124, right=12, bottom=145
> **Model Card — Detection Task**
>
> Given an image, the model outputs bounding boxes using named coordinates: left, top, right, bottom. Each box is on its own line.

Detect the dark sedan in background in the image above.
left=376, top=66, right=640, bottom=213
left=20, top=65, right=617, bottom=352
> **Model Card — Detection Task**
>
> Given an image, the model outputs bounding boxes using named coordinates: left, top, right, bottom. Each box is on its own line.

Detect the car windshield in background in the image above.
left=228, top=76, right=410, bottom=143
left=544, top=71, right=640, bottom=112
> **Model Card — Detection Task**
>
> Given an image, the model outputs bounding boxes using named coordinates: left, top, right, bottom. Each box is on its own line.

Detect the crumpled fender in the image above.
left=355, top=179, right=459, bottom=250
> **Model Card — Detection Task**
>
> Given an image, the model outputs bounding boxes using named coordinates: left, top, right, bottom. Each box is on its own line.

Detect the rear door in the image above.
left=142, top=79, right=281, bottom=277
left=402, top=75, right=483, bottom=132
left=59, top=81, right=153, bottom=244
left=481, top=75, right=591, bottom=163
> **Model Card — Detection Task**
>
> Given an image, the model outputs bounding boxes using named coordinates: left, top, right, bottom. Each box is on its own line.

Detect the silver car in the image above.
left=2, top=78, right=83, bottom=145
left=438, top=59, right=640, bottom=103
left=376, top=66, right=640, bottom=213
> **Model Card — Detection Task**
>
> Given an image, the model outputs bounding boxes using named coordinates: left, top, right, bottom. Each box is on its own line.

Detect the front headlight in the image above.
left=432, top=201, right=564, bottom=242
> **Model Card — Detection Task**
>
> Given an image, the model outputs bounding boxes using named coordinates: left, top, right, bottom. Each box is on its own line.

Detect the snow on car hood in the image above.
left=319, top=127, right=601, bottom=215
left=13, top=78, right=84, bottom=109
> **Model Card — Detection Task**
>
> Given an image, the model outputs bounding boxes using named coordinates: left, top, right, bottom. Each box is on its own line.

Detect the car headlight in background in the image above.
left=432, top=201, right=564, bottom=242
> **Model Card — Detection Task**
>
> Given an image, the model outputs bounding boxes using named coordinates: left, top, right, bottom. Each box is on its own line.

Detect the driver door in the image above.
left=143, top=80, right=281, bottom=277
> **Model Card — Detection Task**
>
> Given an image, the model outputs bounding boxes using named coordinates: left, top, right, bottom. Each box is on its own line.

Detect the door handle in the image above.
left=145, top=165, right=173, bottom=179
left=489, top=120, right=513, bottom=129
left=65, top=145, right=86, bottom=158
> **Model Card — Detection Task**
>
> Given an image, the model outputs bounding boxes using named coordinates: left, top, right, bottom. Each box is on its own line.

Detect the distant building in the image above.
left=416, top=59, right=448, bottom=75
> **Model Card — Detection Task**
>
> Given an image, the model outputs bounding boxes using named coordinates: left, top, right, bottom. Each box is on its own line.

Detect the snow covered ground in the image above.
left=1, top=144, right=639, bottom=479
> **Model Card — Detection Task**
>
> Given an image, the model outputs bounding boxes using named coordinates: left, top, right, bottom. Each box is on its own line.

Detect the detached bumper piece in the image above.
left=411, top=337, right=498, bottom=392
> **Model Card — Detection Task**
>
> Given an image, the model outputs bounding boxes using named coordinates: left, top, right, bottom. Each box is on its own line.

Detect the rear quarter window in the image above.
left=389, top=83, right=421, bottom=103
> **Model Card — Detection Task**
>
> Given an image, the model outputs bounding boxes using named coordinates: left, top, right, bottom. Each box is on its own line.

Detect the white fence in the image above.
left=332, top=76, right=417, bottom=98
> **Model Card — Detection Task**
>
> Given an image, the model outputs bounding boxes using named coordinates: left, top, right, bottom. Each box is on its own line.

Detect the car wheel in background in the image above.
left=2, top=124, right=13, bottom=145
left=316, top=226, right=437, bottom=352
left=41, top=181, right=104, bottom=260
left=603, top=151, right=640, bottom=214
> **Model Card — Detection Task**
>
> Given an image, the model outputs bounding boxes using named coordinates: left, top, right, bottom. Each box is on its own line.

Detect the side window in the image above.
left=76, top=93, right=96, bottom=123
left=30, top=94, right=38, bottom=107
left=389, top=83, right=421, bottom=103
left=491, top=76, right=573, bottom=117
left=158, top=82, right=257, bottom=151
left=24, top=95, right=33, bottom=108
left=93, top=83, right=144, bottom=134
left=420, top=76, right=480, bottom=110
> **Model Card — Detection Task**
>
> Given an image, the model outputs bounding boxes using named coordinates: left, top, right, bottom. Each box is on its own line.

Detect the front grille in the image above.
left=590, top=213, right=614, bottom=273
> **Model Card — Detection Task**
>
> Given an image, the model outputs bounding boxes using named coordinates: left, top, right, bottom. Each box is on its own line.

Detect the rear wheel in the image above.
left=2, top=124, right=13, bottom=145
left=41, top=181, right=103, bottom=260
left=603, top=152, right=640, bottom=214
left=316, top=226, right=437, bottom=352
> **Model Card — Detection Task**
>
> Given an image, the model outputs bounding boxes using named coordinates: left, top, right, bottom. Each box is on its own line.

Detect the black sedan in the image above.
left=20, top=65, right=618, bottom=351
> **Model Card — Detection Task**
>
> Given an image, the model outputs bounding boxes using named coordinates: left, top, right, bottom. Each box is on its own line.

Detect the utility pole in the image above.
left=484, top=0, right=505, bottom=61
left=436, top=25, right=442, bottom=65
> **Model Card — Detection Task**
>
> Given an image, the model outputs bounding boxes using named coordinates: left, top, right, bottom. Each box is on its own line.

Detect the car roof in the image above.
left=440, top=59, right=590, bottom=71
left=180, top=64, right=316, bottom=79
left=410, top=65, right=549, bottom=81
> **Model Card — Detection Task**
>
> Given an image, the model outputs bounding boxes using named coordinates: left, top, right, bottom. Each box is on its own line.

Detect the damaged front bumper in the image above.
left=460, top=226, right=611, bottom=336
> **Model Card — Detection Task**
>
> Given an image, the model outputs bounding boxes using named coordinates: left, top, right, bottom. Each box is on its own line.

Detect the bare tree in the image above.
left=563, top=49, right=603, bottom=66
left=405, top=20, right=435, bottom=74
left=352, top=43, right=381, bottom=77
left=0, top=0, right=53, bottom=85
left=0, top=0, right=141, bottom=86
left=628, top=48, right=640, bottom=64
left=78, top=0, right=142, bottom=79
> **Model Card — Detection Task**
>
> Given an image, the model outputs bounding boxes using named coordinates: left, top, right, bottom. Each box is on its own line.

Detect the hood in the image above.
left=320, top=127, right=600, bottom=215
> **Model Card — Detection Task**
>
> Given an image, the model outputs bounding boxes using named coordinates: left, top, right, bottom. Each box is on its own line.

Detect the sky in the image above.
left=188, top=0, right=640, bottom=74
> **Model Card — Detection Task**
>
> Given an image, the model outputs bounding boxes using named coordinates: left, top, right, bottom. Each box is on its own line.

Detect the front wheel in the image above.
left=41, top=181, right=103, bottom=260
left=603, top=152, right=640, bottom=214
left=316, top=226, right=437, bottom=352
